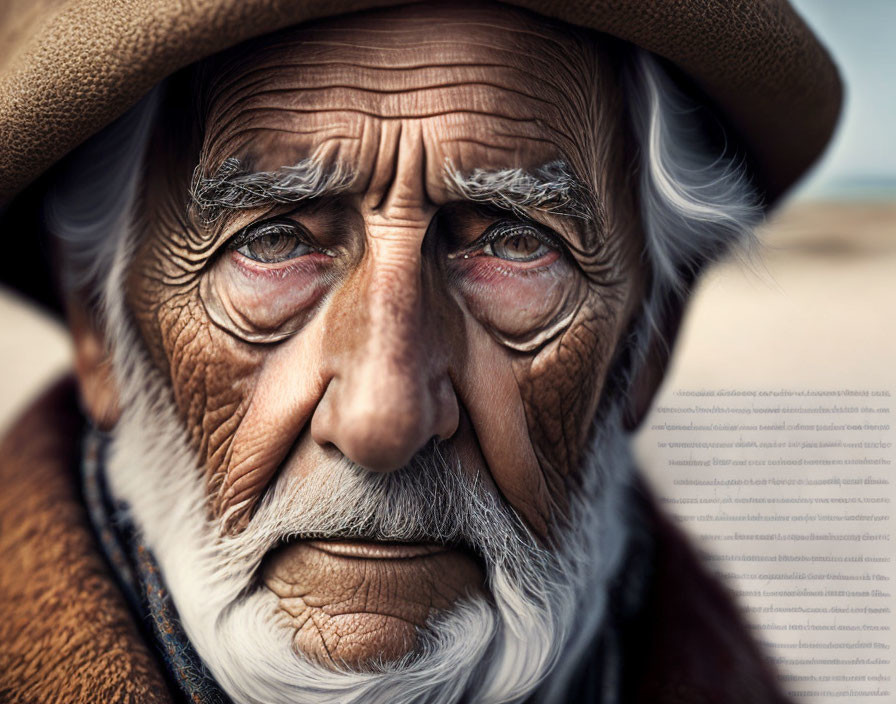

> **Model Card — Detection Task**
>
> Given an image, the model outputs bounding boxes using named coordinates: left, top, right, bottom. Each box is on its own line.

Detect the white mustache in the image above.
left=215, top=439, right=552, bottom=593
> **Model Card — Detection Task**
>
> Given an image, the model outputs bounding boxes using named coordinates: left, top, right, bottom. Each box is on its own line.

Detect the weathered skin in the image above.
left=90, top=2, right=645, bottom=668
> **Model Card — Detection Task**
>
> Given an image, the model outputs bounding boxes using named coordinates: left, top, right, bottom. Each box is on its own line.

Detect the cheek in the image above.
left=451, top=254, right=629, bottom=531
left=129, top=269, right=263, bottom=491
left=465, top=289, right=629, bottom=536
left=519, top=306, right=614, bottom=487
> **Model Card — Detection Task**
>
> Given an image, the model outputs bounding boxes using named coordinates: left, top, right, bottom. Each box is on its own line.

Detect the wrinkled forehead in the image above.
left=193, top=2, right=625, bottom=198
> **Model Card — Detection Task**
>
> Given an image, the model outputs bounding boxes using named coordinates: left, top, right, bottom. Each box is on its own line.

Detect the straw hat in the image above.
left=0, top=0, right=841, bottom=310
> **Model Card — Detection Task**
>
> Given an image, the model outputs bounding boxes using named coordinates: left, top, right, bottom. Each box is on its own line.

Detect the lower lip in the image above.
left=305, top=539, right=449, bottom=559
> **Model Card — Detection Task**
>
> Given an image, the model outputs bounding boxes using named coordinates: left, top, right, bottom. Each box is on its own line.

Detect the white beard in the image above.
left=101, top=246, right=636, bottom=704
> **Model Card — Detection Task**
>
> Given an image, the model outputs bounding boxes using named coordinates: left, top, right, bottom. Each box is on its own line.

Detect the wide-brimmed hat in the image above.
left=0, top=0, right=841, bottom=312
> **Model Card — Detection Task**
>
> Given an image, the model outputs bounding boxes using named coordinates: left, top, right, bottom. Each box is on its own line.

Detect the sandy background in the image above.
left=636, top=200, right=896, bottom=476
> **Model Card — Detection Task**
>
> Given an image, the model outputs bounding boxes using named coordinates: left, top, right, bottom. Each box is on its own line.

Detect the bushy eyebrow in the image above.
left=444, top=160, right=601, bottom=228
left=189, top=156, right=354, bottom=224
left=190, top=156, right=602, bottom=242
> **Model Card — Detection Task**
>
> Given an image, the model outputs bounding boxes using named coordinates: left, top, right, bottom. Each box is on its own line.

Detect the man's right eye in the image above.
left=233, top=219, right=315, bottom=264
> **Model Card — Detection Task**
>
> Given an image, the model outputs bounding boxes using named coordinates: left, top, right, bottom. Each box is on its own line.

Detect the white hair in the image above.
left=45, top=88, right=161, bottom=305
left=45, top=46, right=762, bottom=703
left=625, top=51, right=762, bottom=341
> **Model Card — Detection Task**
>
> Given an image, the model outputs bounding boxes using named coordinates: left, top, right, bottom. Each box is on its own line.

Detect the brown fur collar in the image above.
left=0, top=377, right=174, bottom=703
left=0, top=378, right=788, bottom=703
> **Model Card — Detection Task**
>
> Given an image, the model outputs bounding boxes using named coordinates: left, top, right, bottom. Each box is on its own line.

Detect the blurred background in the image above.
left=634, top=0, right=896, bottom=410
left=0, top=1, right=893, bottom=700
left=635, top=0, right=896, bottom=456
left=635, top=3, right=896, bottom=700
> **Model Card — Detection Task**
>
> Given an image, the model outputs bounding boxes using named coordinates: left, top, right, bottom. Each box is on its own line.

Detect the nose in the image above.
left=310, top=242, right=459, bottom=472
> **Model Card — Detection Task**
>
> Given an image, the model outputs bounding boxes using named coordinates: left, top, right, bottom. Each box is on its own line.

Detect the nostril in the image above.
left=435, top=380, right=460, bottom=442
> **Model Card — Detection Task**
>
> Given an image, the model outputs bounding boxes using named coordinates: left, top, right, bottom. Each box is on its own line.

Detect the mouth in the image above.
left=305, top=539, right=451, bottom=560
left=267, top=531, right=486, bottom=565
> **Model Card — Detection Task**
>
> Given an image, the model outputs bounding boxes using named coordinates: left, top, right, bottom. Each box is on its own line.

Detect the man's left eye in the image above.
left=480, top=223, right=556, bottom=263
left=233, top=220, right=313, bottom=263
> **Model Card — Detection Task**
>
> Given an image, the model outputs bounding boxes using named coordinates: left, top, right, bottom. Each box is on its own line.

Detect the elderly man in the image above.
left=0, top=1, right=840, bottom=702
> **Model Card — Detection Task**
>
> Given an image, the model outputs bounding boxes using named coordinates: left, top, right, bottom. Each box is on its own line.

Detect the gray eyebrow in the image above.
left=190, top=156, right=354, bottom=224
left=190, top=156, right=600, bottom=236
left=444, top=160, right=598, bottom=225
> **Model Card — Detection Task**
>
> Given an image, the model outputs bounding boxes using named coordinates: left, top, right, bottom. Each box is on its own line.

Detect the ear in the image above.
left=622, top=291, right=689, bottom=432
left=67, top=300, right=122, bottom=430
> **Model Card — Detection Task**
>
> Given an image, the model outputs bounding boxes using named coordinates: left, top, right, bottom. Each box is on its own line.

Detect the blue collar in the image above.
left=81, top=427, right=231, bottom=704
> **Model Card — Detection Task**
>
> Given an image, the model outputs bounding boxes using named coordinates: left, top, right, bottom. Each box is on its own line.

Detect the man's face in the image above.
left=123, top=2, right=641, bottom=669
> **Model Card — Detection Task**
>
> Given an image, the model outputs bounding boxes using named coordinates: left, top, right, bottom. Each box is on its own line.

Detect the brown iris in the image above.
left=483, top=223, right=553, bottom=262
left=494, top=233, right=544, bottom=260
left=234, top=221, right=312, bottom=264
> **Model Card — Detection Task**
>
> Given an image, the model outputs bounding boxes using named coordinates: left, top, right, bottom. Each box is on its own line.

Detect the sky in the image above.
left=788, top=0, right=896, bottom=199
